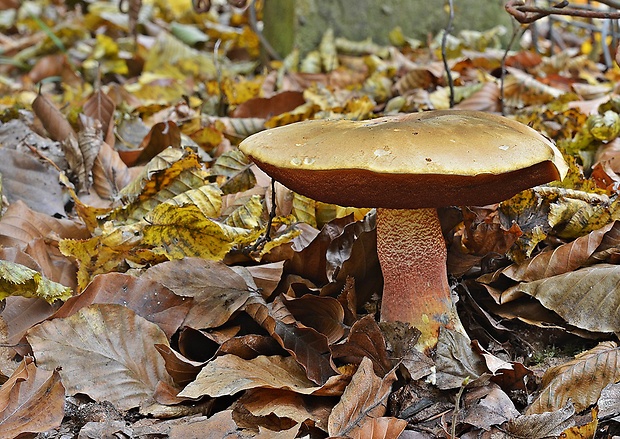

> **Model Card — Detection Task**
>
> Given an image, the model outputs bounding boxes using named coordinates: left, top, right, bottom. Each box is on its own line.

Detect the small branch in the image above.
left=441, top=0, right=456, bottom=108
left=451, top=377, right=470, bottom=439
left=506, top=0, right=620, bottom=24
left=500, top=25, right=525, bottom=115
left=248, top=0, right=282, bottom=61
left=250, top=178, right=278, bottom=252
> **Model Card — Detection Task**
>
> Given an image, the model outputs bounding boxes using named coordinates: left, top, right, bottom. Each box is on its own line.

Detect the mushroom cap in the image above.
left=239, top=110, right=568, bottom=209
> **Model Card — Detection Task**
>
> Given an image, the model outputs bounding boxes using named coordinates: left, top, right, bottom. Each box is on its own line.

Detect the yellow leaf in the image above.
left=117, top=148, right=201, bottom=205
left=222, top=76, right=263, bottom=106
left=265, top=102, right=317, bottom=128
left=92, top=33, right=119, bottom=59
left=212, top=149, right=257, bottom=195
left=60, top=223, right=151, bottom=290
left=142, top=203, right=262, bottom=260
left=224, top=194, right=264, bottom=229
left=166, top=183, right=223, bottom=218
left=0, top=260, right=72, bottom=303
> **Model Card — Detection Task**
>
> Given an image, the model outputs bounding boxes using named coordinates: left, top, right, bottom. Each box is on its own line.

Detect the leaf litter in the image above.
left=2, top=0, right=620, bottom=438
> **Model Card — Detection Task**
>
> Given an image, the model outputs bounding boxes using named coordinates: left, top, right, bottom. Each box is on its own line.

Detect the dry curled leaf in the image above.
left=0, top=356, right=65, bottom=439
left=528, top=341, right=620, bottom=414
left=327, top=357, right=397, bottom=438
left=513, top=264, right=620, bottom=333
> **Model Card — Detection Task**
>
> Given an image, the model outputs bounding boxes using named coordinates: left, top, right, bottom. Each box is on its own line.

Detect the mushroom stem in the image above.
left=376, top=207, right=459, bottom=351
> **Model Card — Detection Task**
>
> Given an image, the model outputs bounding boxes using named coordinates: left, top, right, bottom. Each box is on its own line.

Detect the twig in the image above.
left=248, top=0, right=282, bottom=61
left=441, top=0, right=456, bottom=108
left=213, top=39, right=227, bottom=117
left=250, top=178, right=277, bottom=252
left=506, top=0, right=620, bottom=24
left=451, top=377, right=470, bottom=439
left=500, top=25, right=526, bottom=115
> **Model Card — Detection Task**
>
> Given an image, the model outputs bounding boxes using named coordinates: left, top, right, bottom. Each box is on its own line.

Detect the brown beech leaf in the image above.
left=142, top=258, right=250, bottom=329
left=492, top=221, right=615, bottom=283
left=0, top=297, right=54, bottom=357
left=472, top=341, right=532, bottom=392
left=82, top=90, right=116, bottom=146
left=27, top=304, right=175, bottom=410
left=218, top=334, right=284, bottom=360
left=331, top=315, right=392, bottom=377
left=325, top=211, right=381, bottom=305
left=135, top=121, right=182, bottom=166
left=514, top=263, right=620, bottom=332
left=0, top=148, right=66, bottom=217
left=177, top=326, right=220, bottom=362
left=281, top=294, right=346, bottom=344
left=0, top=356, right=65, bottom=439
left=155, top=344, right=204, bottom=386
left=245, top=261, right=285, bottom=298
left=31, top=92, right=76, bottom=142
left=435, top=328, right=487, bottom=390
left=178, top=355, right=323, bottom=399
left=237, top=387, right=333, bottom=432
left=245, top=293, right=339, bottom=386
left=26, top=53, right=81, bottom=87
left=527, top=341, right=620, bottom=414
left=231, top=90, right=306, bottom=119
left=23, top=239, right=79, bottom=289
left=0, top=200, right=88, bottom=250
left=462, top=383, right=520, bottom=431
left=92, top=140, right=133, bottom=199
left=74, top=114, right=104, bottom=193
left=508, top=403, right=575, bottom=438
left=591, top=221, right=620, bottom=263
left=53, top=272, right=192, bottom=338
left=273, top=320, right=337, bottom=386
left=286, top=215, right=356, bottom=286
left=350, top=417, right=407, bottom=439
left=454, top=81, right=501, bottom=112
left=168, top=410, right=237, bottom=439
left=327, top=357, right=397, bottom=438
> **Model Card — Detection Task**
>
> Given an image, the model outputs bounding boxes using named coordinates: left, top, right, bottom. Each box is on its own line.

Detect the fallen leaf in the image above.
left=527, top=341, right=620, bottom=414
left=0, top=260, right=72, bottom=303
left=327, top=357, right=397, bottom=437
left=142, top=258, right=250, bottom=329
left=507, top=403, right=575, bottom=438
left=27, top=304, right=175, bottom=410
left=435, top=328, right=487, bottom=390
left=237, top=388, right=333, bottom=432
left=53, top=272, right=191, bottom=338
left=331, top=315, right=392, bottom=377
left=179, top=355, right=325, bottom=399
left=350, top=417, right=407, bottom=439
left=514, top=264, right=620, bottom=332
left=0, top=356, right=65, bottom=439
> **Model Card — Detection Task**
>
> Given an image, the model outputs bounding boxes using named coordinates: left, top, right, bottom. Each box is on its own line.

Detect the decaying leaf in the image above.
left=507, top=402, right=575, bottom=439
left=435, top=328, right=487, bottom=390
left=331, top=315, right=392, bottom=377
left=513, top=264, right=620, bottom=333
left=179, top=355, right=330, bottom=399
left=27, top=304, right=175, bottom=410
left=528, top=341, right=620, bottom=414
left=327, top=357, right=397, bottom=438
left=142, top=258, right=250, bottom=329
left=0, top=356, right=65, bottom=439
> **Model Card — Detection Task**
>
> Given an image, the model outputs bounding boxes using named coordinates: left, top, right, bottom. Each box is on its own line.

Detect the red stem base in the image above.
left=376, top=208, right=459, bottom=351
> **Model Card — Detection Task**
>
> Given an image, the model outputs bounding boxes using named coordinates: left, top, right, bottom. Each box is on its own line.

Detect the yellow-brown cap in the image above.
left=239, top=110, right=568, bottom=209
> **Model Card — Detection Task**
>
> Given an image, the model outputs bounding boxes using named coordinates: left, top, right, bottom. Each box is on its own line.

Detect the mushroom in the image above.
left=239, top=110, right=568, bottom=351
